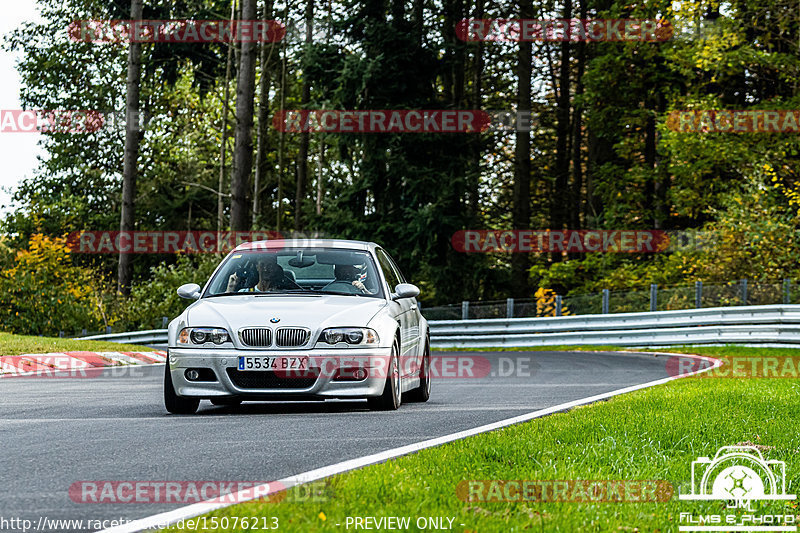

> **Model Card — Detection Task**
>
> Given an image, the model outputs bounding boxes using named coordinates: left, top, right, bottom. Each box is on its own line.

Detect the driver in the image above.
left=227, top=255, right=291, bottom=293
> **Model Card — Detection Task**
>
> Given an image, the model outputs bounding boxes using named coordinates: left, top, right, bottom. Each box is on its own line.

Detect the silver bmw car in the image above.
left=164, top=239, right=430, bottom=414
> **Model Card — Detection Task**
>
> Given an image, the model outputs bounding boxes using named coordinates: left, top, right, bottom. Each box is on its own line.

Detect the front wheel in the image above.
left=367, top=341, right=401, bottom=411
left=164, top=359, right=200, bottom=414
left=405, top=337, right=431, bottom=403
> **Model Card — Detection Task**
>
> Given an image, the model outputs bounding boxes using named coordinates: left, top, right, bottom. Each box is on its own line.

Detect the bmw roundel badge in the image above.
left=270, top=317, right=280, bottom=323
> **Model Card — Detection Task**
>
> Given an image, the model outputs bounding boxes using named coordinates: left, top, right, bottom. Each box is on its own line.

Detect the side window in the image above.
left=376, top=249, right=402, bottom=291
left=384, top=252, right=407, bottom=283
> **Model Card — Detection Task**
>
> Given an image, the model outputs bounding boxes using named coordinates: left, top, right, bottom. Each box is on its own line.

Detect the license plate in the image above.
left=237, top=356, right=309, bottom=371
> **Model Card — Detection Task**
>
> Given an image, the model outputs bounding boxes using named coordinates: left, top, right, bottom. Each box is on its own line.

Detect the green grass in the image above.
left=0, top=332, right=156, bottom=356
left=168, top=346, right=800, bottom=532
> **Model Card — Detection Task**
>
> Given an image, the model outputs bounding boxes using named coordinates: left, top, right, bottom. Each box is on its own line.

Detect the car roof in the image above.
left=233, top=238, right=377, bottom=252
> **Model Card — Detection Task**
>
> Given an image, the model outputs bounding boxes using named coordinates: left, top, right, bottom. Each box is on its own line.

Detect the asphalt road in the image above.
left=0, top=350, right=670, bottom=532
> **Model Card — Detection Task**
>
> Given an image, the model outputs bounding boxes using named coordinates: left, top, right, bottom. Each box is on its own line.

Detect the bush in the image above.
left=118, top=253, right=220, bottom=330
left=0, top=234, right=107, bottom=336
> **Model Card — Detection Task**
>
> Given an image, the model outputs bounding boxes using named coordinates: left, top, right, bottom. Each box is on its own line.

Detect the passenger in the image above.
left=332, top=264, right=374, bottom=294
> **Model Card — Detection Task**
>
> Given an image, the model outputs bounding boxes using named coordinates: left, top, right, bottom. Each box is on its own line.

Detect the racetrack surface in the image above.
left=0, top=350, right=670, bottom=532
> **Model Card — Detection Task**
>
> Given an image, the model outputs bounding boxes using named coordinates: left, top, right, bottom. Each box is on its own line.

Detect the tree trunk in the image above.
left=230, top=0, right=258, bottom=231
left=551, top=0, right=572, bottom=246
left=569, top=0, right=587, bottom=230
left=276, top=7, right=288, bottom=232
left=218, top=0, right=236, bottom=243
left=117, top=0, right=143, bottom=295
left=294, top=0, right=314, bottom=231
left=511, top=0, right=533, bottom=297
left=253, top=0, right=275, bottom=226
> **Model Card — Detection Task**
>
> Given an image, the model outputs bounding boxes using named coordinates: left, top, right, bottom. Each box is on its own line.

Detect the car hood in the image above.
left=186, top=294, right=388, bottom=331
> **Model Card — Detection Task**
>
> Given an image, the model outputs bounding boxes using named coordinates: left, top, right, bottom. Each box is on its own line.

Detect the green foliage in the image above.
left=0, top=234, right=107, bottom=336
left=119, top=254, right=221, bottom=331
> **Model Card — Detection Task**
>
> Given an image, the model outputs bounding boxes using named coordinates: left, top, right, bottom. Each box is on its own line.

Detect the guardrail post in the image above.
left=555, top=295, right=562, bottom=316
left=461, top=301, right=469, bottom=320
left=740, top=279, right=748, bottom=306
left=602, top=289, right=609, bottom=314
left=81, top=328, right=87, bottom=336
left=59, top=331, right=64, bottom=338
left=506, top=298, right=514, bottom=318
left=162, top=316, right=168, bottom=328
left=106, top=326, right=112, bottom=334
left=695, top=281, right=703, bottom=309
left=650, top=284, right=657, bottom=312
left=784, top=279, right=791, bottom=304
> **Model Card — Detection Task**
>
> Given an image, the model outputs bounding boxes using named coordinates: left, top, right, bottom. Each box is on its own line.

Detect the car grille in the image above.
left=275, top=328, right=310, bottom=347
left=239, top=328, right=272, bottom=347
left=226, top=368, right=318, bottom=389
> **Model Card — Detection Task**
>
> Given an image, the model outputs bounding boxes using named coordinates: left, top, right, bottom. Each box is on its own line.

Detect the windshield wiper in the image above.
left=312, top=290, right=369, bottom=297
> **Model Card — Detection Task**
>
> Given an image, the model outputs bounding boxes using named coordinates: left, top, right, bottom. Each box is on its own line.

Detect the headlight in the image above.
left=178, top=327, right=231, bottom=346
left=320, top=328, right=378, bottom=345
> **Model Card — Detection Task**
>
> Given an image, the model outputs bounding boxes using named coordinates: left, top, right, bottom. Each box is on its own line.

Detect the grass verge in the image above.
left=0, top=332, right=156, bottom=356
left=169, top=346, right=800, bottom=532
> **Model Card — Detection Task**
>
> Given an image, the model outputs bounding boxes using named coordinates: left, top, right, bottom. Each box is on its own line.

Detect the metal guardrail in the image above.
left=429, top=304, right=800, bottom=348
left=79, top=304, right=800, bottom=349
left=80, top=329, right=169, bottom=347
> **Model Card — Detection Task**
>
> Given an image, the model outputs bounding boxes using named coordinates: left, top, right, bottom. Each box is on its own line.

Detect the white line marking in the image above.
left=99, top=351, right=721, bottom=533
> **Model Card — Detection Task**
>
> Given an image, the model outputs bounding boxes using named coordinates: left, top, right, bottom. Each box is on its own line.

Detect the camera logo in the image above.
left=680, top=446, right=795, bottom=508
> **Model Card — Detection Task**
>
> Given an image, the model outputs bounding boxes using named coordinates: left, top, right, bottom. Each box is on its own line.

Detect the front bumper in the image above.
left=167, top=347, right=392, bottom=399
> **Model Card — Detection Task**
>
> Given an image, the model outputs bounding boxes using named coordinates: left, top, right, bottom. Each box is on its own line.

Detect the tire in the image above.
left=405, top=337, right=431, bottom=403
left=210, top=398, right=242, bottom=406
left=367, top=340, right=401, bottom=411
left=164, top=359, right=200, bottom=414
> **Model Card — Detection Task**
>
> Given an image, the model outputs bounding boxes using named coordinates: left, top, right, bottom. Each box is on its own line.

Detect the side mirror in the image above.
left=177, top=283, right=202, bottom=300
left=392, top=283, right=420, bottom=301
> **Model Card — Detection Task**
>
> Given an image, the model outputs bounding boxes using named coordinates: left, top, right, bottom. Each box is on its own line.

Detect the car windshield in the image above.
left=204, top=247, right=384, bottom=298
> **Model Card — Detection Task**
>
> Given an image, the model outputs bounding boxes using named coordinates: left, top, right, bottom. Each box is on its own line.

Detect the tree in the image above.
left=294, top=0, right=314, bottom=230
left=230, top=0, right=258, bottom=231
left=511, top=0, right=533, bottom=296
left=117, top=0, right=143, bottom=295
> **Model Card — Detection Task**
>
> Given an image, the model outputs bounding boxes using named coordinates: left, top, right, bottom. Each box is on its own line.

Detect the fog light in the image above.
left=185, top=369, right=201, bottom=381
left=353, top=368, right=368, bottom=380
